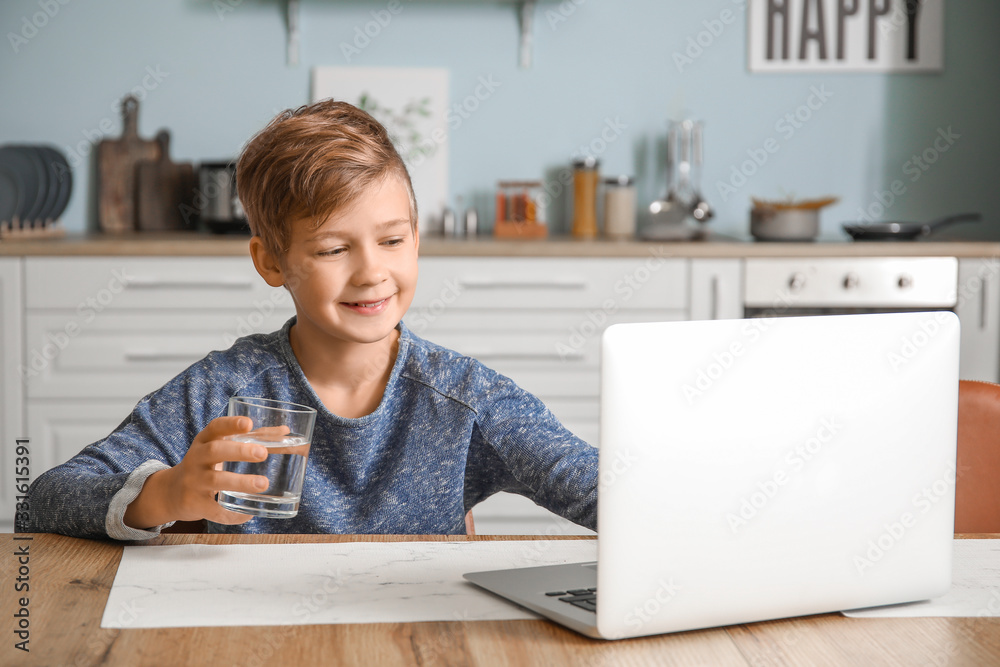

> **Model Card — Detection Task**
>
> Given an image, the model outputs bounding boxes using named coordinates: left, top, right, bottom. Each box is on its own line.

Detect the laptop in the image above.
left=465, top=312, right=960, bottom=640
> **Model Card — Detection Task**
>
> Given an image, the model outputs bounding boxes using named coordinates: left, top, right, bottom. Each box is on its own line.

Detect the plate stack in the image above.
left=0, top=144, right=73, bottom=240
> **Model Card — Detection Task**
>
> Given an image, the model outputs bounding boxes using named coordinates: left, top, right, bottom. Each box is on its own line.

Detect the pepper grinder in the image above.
left=571, top=157, right=599, bottom=238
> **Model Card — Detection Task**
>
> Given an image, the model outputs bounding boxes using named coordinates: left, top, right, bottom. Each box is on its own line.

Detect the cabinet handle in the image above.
left=124, top=350, right=206, bottom=363
left=981, top=277, right=988, bottom=330
left=471, top=350, right=586, bottom=361
left=710, top=275, right=720, bottom=321
left=125, top=276, right=254, bottom=289
left=456, top=277, right=588, bottom=290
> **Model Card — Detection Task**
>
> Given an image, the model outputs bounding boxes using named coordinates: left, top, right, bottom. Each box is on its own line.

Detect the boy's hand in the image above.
left=123, top=416, right=270, bottom=529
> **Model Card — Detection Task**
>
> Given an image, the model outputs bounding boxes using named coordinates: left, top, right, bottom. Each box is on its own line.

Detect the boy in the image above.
left=18, top=100, right=598, bottom=540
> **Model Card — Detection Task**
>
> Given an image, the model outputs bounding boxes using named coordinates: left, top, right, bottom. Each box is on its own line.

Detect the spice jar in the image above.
left=603, top=175, right=636, bottom=239
left=571, top=157, right=599, bottom=238
left=494, top=180, right=547, bottom=239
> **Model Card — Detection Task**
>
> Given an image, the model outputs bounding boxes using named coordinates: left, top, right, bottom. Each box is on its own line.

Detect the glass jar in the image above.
left=494, top=180, right=547, bottom=238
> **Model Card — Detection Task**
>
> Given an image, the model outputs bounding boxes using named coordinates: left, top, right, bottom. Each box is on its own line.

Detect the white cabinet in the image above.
left=24, top=401, right=137, bottom=481
left=412, top=257, right=688, bottom=440
left=412, top=257, right=688, bottom=534
left=690, top=259, right=744, bottom=320
left=1, top=258, right=23, bottom=530
left=12, top=251, right=996, bottom=535
left=20, top=256, right=295, bottom=503
left=18, top=255, right=689, bottom=535
left=956, top=257, right=1000, bottom=382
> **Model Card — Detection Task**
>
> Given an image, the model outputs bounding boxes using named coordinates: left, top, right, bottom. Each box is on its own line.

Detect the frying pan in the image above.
left=843, top=213, right=981, bottom=241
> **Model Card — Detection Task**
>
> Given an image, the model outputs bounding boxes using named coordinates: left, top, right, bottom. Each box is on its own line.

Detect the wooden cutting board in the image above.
left=98, top=95, right=160, bottom=233
left=135, top=131, right=196, bottom=231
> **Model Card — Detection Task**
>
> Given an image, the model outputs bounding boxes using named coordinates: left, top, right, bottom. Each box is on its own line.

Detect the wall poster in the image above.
left=748, top=0, right=944, bottom=72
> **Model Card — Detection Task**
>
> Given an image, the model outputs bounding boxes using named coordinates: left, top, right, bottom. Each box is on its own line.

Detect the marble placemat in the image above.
left=101, top=539, right=597, bottom=628
left=842, top=539, right=1000, bottom=618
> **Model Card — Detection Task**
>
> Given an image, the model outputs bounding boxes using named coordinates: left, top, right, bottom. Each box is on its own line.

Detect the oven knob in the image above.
left=843, top=273, right=860, bottom=290
left=788, top=272, right=806, bottom=291
left=898, top=274, right=914, bottom=289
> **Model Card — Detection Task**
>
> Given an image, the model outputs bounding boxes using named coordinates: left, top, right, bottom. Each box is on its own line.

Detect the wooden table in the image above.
left=2, top=533, right=998, bottom=666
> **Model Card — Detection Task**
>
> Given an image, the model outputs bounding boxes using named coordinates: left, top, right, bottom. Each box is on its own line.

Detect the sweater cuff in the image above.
left=106, top=460, right=175, bottom=541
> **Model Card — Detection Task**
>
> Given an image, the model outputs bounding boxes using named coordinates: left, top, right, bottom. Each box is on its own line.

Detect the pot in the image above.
left=843, top=213, right=981, bottom=241
left=750, top=208, right=820, bottom=241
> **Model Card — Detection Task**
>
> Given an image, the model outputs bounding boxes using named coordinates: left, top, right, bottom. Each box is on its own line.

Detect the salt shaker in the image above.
left=441, top=207, right=456, bottom=236
left=464, top=207, right=478, bottom=237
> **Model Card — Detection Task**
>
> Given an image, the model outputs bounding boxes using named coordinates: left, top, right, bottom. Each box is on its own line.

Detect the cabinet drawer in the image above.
left=412, top=310, right=684, bottom=399
left=414, top=257, right=688, bottom=310
left=25, top=257, right=282, bottom=310
left=24, top=312, right=291, bottom=399
left=409, top=311, right=685, bottom=365
left=26, top=401, right=137, bottom=480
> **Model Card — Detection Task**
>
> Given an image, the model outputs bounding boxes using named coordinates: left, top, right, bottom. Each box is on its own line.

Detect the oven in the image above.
left=740, top=255, right=1000, bottom=382
left=743, top=257, right=958, bottom=318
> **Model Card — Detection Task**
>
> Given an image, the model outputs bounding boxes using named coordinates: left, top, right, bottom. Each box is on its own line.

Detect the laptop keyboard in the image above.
left=545, top=588, right=597, bottom=613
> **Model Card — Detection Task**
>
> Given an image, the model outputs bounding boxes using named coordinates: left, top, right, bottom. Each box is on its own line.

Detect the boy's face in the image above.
left=254, top=176, right=419, bottom=348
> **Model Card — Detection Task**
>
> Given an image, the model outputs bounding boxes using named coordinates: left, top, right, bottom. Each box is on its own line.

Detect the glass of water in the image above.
left=216, top=396, right=317, bottom=519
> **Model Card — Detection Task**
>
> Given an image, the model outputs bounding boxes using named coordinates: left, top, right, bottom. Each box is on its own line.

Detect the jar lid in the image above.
left=497, top=180, right=542, bottom=187
left=604, top=175, right=634, bottom=186
left=572, top=156, right=599, bottom=169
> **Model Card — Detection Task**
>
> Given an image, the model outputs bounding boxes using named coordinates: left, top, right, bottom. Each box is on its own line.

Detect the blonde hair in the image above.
left=236, top=99, right=417, bottom=258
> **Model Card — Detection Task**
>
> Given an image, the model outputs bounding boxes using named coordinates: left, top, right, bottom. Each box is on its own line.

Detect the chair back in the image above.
left=955, top=380, right=1000, bottom=533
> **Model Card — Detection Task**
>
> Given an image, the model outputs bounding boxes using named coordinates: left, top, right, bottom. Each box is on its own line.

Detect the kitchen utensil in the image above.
left=98, top=95, right=161, bottom=233
left=750, top=196, right=839, bottom=241
left=12, top=146, right=49, bottom=226
left=645, top=119, right=712, bottom=238
left=751, top=208, right=820, bottom=241
left=691, top=196, right=713, bottom=223
left=37, top=146, right=72, bottom=223
left=687, top=121, right=713, bottom=223
left=647, top=122, right=687, bottom=227
left=843, top=212, right=981, bottom=241
left=0, top=160, right=24, bottom=228
left=198, top=161, right=249, bottom=234
left=647, top=180, right=684, bottom=227
left=906, top=0, right=922, bottom=60
left=752, top=196, right=839, bottom=211
left=0, top=146, right=42, bottom=228
left=640, top=220, right=700, bottom=241
left=32, top=146, right=61, bottom=223
left=136, top=131, right=196, bottom=232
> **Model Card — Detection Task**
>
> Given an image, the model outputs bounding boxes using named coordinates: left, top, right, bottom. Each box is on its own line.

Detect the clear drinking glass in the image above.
left=216, top=397, right=317, bottom=519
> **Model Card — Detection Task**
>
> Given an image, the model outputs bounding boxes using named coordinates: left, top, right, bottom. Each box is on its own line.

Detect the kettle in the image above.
left=198, top=161, right=249, bottom=234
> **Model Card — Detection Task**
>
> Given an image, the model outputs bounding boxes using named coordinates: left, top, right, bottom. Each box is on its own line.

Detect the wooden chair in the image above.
left=955, top=380, right=1000, bottom=533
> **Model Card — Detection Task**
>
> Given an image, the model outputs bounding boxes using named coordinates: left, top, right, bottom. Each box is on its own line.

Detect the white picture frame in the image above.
left=311, top=67, right=450, bottom=231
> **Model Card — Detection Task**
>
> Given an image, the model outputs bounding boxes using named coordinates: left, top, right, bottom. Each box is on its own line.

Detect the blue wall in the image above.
left=2, top=0, right=998, bottom=239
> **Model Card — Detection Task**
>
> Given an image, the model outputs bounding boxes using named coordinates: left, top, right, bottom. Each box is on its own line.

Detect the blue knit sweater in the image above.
left=17, top=318, right=598, bottom=540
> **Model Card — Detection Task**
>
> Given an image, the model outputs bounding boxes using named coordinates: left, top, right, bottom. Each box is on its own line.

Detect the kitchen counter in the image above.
left=2, top=231, right=1000, bottom=257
